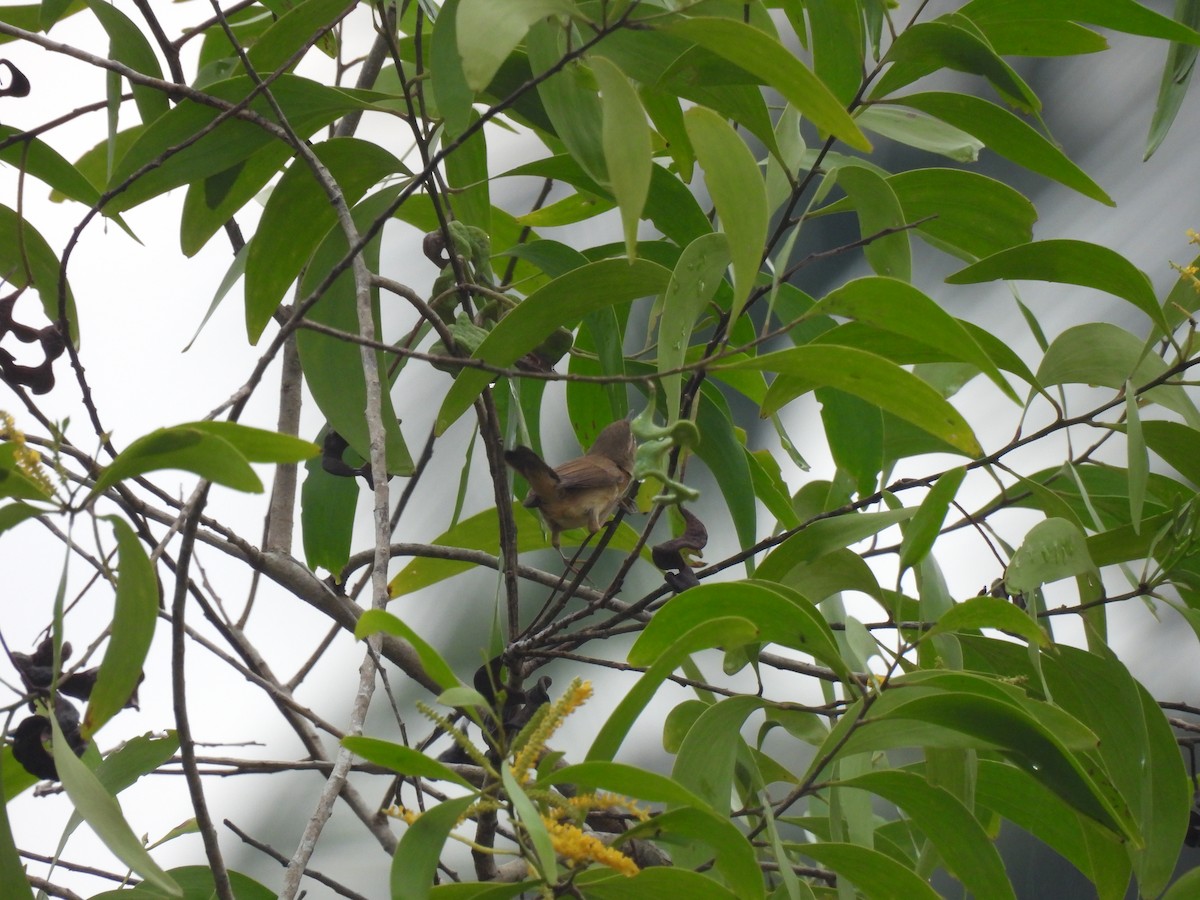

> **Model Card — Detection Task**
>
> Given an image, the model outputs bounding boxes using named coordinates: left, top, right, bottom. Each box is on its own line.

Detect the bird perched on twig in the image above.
left=504, top=419, right=636, bottom=550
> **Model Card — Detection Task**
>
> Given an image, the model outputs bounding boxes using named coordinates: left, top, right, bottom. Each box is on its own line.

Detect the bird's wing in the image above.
left=554, top=456, right=628, bottom=491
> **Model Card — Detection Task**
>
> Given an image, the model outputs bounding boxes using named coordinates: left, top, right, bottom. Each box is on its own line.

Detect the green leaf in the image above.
left=673, top=696, right=765, bottom=814
left=886, top=92, right=1112, bottom=205
left=1005, top=517, right=1100, bottom=595
left=1142, top=419, right=1200, bottom=485
left=527, top=18, right=607, bottom=183
left=429, top=883, right=537, bottom=899
left=816, top=167, right=1037, bottom=261
left=658, top=233, right=730, bottom=420
left=811, top=277, right=1018, bottom=402
left=244, top=0, right=350, bottom=71
left=871, top=692, right=1129, bottom=835
left=836, top=166, right=911, bottom=281
left=502, top=767, right=558, bottom=882
left=391, top=795, right=477, bottom=900
left=695, top=384, right=758, bottom=563
left=947, top=240, right=1168, bottom=335
left=355, top=609, right=461, bottom=692
left=436, top=258, right=671, bottom=432
left=799, top=843, right=940, bottom=900
left=961, top=0, right=1200, bottom=46
left=619, top=807, right=765, bottom=899
left=971, top=759, right=1129, bottom=897
left=899, top=467, right=967, bottom=573
left=51, top=716, right=182, bottom=897
left=106, top=75, right=372, bottom=214
left=457, top=0, right=576, bottom=91
left=818, top=388, right=883, bottom=496
left=592, top=55, right=652, bottom=259
left=502, top=153, right=712, bottom=247
left=925, top=595, right=1049, bottom=647
left=665, top=17, right=871, bottom=153
left=1145, top=0, right=1200, bottom=159
left=0, top=758, right=33, bottom=898
left=1127, top=383, right=1149, bottom=532
left=430, top=0, right=475, bottom=136
left=854, top=105, right=983, bottom=162
left=1161, top=867, right=1200, bottom=900
left=0, top=501, right=44, bottom=537
left=445, top=113, right=491, bottom=232
left=342, top=737, right=476, bottom=789
left=540, top=761, right=706, bottom=808
left=295, top=188, right=414, bottom=475
left=89, top=866, right=275, bottom=899
left=683, top=106, right=767, bottom=321
left=727, top=346, right=983, bottom=457
left=85, top=0, right=169, bottom=123
left=576, top=866, right=741, bottom=898
left=388, top=503, right=644, bottom=597
left=806, top=0, right=865, bottom=105
left=836, top=770, right=1016, bottom=900
left=84, top=518, right=158, bottom=737
left=301, top=451, right=358, bottom=574
left=1036, top=323, right=1198, bottom=425
left=589, top=618, right=759, bottom=761
left=0, top=205, right=77, bottom=342
left=0, top=125, right=101, bottom=206
left=873, top=19, right=1039, bottom=113
left=183, top=421, right=318, bottom=463
left=60, top=733, right=180, bottom=849
left=758, top=508, right=916, bottom=583
left=91, top=424, right=261, bottom=497
left=245, top=138, right=407, bottom=341
left=629, top=581, right=852, bottom=682
left=962, top=637, right=1191, bottom=896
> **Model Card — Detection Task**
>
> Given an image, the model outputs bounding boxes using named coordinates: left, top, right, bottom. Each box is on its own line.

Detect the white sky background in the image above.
left=1, top=1, right=1200, bottom=896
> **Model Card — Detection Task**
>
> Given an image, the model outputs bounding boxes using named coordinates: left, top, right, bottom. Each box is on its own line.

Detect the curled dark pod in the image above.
left=10, top=697, right=88, bottom=782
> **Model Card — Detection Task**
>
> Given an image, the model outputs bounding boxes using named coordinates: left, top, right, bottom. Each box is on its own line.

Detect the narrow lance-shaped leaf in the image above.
left=899, top=466, right=967, bottom=573
left=1145, top=0, right=1200, bottom=159
left=51, top=715, right=182, bottom=897
left=84, top=518, right=159, bottom=738
left=836, top=165, right=911, bottom=281
left=456, top=0, right=577, bottom=91
left=589, top=618, right=759, bottom=762
left=724, top=345, right=983, bottom=457
left=886, top=92, right=1113, bottom=205
left=665, top=17, right=871, bottom=152
left=592, top=55, right=652, bottom=259
left=436, top=259, right=671, bottom=432
left=1005, top=517, right=1101, bottom=596
left=812, top=277, right=1018, bottom=402
left=390, top=795, right=477, bottom=900
left=947, top=239, right=1169, bottom=335
left=1126, top=382, right=1149, bottom=532
left=658, top=233, right=730, bottom=421
left=90, top=425, right=261, bottom=497
left=683, top=107, right=767, bottom=322
left=836, top=770, right=1017, bottom=900
left=925, top=595, right=1050, bottom=647
left=0, top=764, right=33, bottom=899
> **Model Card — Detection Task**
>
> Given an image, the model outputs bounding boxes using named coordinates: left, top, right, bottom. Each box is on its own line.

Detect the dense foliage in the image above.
left=3, top=0, right=1200, bottom=897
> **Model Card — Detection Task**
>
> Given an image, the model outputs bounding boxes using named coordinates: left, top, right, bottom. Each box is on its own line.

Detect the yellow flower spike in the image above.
left=0, top=411, right=55, bottom=496
left=541, top=818, right=639, bottom=878
left=510, top=678, right=592, bottom=778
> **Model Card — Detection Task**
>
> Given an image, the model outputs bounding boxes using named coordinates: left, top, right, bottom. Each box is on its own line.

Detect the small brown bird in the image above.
left=504, top=419, right=636, bottom=549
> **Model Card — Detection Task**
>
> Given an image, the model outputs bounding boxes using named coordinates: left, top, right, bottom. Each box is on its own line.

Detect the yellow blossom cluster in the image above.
left=541, top=817, right=639, bottom=878
left=562, top=791, right=649, bottom=823
left=510, top=678, right=593, bottom=780
left=0, top=411, right=53, bottom=495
